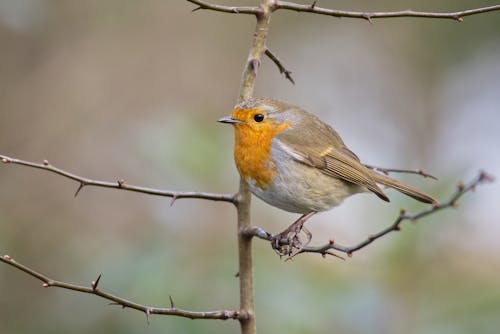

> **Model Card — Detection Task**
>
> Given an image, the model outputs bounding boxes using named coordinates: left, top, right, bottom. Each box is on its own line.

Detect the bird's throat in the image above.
left=233, top=122, right=289, bottom=189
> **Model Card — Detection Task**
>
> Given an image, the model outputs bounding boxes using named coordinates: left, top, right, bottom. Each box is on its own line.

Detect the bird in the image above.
left=218, top=98, right=437, bottom=254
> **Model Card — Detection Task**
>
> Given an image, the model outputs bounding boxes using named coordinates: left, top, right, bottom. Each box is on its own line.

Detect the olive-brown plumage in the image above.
left=219, top=98, right=436, bottom=214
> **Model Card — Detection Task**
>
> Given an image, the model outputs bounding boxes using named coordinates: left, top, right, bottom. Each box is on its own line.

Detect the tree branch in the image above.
left=364, top=164, right=437, bottom=180
left=265, top=48, right=295, bottom=85
left=186, top=0, right=500, bottom=23
left=275, top=2, right=500, bottom=22
left=187, top=0, right=258, bottom=15
left=234, top=1, right=276, bottom=334
left=0, top=154, right=235, bottom=204
left=0, top=255, right=247, bottom=322
left=244, top=171, right=494, bottom=258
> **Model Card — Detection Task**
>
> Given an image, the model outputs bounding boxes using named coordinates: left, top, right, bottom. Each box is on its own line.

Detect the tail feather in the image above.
left=368, top=170, right=437, bottom=205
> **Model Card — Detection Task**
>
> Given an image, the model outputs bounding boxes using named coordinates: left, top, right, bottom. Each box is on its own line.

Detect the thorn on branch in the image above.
left=192, top=6, right=202, bottom=12
left=145, top=307, right=152, bottom=325
left=170, top=195, right=178, bottom=207
left=117, top=179, right=125, bottom=188
left=91, top=274, right=102, bottom=291
left=456, top=17, right=464, bottom=22
left=310, top=1, right=317, bottom=10
left=169, top=295, right=176, bottom=309
left=364, top=14, right=374, bottom=24
left=109, top=302, right=127, bottom=309
left=74, top=182, right=86, bottom=197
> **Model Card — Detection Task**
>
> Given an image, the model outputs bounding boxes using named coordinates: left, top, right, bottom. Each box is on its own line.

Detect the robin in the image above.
left=219, top=98, right=437, bottom=254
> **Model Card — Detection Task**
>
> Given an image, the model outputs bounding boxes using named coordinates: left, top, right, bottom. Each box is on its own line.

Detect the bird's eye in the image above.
left=253, top=114, right=265, bottom=122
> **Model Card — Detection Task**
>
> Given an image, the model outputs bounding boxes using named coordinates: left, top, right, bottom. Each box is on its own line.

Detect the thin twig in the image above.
left=185, top=0, right=500, bottom=22
left=274, top=2, right=500, bottom=22
left=187, top=0, right=258, bottom=15
left=0, top=255, right=248, bottom=321
left=0, top=154, right=236, bottom=204
left=364, top=164, right=438, bottom=180
left=244, top=171, right=494, bottom=258
left=265, top=49, right=295, bottom=84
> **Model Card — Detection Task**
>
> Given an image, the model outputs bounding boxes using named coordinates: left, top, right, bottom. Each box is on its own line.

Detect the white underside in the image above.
left=247, top=142, right=365, bottom=214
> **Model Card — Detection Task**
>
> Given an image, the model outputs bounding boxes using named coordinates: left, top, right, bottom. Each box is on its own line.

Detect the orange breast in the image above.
left=233, top=119, right=290, bottom=189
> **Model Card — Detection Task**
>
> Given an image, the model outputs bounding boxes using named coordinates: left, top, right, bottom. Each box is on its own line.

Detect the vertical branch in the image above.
left=236, top=1, right=274, bottom=334
left=236, top=178, right=254, bottom=334
left=238, top=1, right=274, bottom=101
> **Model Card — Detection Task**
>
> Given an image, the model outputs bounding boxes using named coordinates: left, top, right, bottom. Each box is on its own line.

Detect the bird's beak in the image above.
left=218, top=116, right=243, bottom=124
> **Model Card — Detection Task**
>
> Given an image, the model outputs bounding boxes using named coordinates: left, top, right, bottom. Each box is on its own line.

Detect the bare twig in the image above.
left=275, top=2, right=500, bottom=22
left=186, top=0, right=500, bottom=23
left=0, top=255, right=248, bottom=321
left=364, top=164, right=438, bottom=180
left=0, top=154, right=236, bottom=204
left=265, top=49, right=295, bottom=84
left=187, top=0, right=258, bottom=15
left=244, top=171, right=494, bottom=258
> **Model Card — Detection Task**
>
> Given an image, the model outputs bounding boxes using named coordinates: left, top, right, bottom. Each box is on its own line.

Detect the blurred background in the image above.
left=1, top=1, right=499, bottom=333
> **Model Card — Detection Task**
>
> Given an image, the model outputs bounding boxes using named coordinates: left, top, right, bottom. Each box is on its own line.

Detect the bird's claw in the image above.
left=271, top=226, right=312, bottom=258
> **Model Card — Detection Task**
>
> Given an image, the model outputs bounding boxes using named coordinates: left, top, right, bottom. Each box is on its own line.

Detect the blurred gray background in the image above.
left=1, top=1, right=499, bottom=333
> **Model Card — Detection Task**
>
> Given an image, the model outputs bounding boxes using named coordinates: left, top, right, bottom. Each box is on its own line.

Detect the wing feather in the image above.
left=276, top=140, right=389, bottom=201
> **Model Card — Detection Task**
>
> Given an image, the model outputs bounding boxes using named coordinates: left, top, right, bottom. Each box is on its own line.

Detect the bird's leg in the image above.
left=271, top=211, right=316, bottom=256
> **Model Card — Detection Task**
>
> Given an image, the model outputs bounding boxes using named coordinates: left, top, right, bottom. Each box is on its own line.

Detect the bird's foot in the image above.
left=271, top=212, right=315, bottom=257
left=271, top=226, right=311, bottom=257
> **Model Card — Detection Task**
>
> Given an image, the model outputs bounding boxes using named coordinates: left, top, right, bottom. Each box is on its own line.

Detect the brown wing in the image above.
left=274, top=109, right=389, bottom=201
left=277, top=140, right=390, bottom=202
